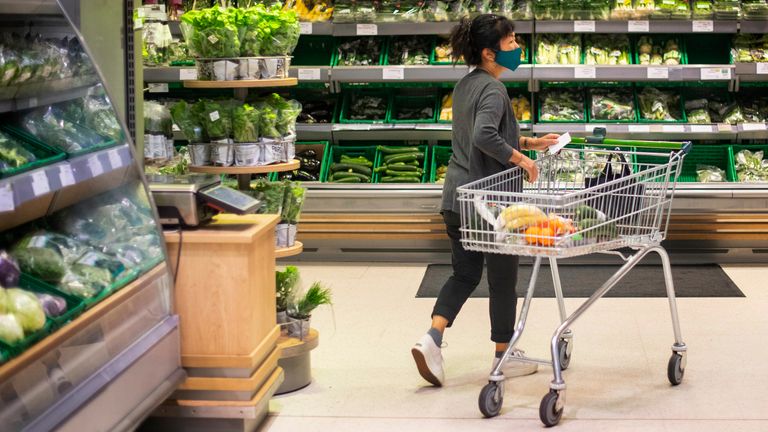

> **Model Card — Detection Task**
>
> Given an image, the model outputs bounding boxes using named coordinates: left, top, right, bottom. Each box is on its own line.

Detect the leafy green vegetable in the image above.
left=388, top=37, right=431, bottom=65
left=289, top=281, right=331, bottom=319
left=590, top=88, right=635, bottom=121
left=735, top=149, right=768, bottom=182
left=250, top=179, right=285, bottom=214
left=281, top=180, right=306, bottom=224
left=170, top=100, right=206, bottom=143
left=0, top=131, right=36, bottom=172
left=233, top=104, right=261, bottom=142
left=697, top=164, right=725, bottom=182
left=200, top=99, right=233, bottom=139
left=536, top=34, right=581, bottom=65
left=5, top=288, right=45, bottom=333
left=638, top=87, right=682, bottom=121
left=23, top=106, right=106, bottom=153
left=13, top=248, right=66, bottom=284
left=276, top=266, right=299, bottom=311
left=180, top=7, right=241, bottom=58
left=584, top=34, right=630, bottom=65
left=336, top=37, right=383, bottom=66
left=540, top=88, right=585, bottom=121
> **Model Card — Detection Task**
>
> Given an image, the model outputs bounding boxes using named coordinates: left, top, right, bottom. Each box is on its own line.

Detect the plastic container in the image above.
left=324, top=145, right=377, bottom=183
left=430, top=145, right=452, bottom=183
left=373, top=144, right=429, bottom=183
left=0, top=126, right=66, bottom=179
left=339, top=90, right=391, bottom=124
left=292, top=36, right=336, bottom=66
left=6, top=123, right=117, bottom=158
left=332, top=37, right=387, bottom=67
left=635, top=85, right=688, bottom=123
left=537, top=87, right=588, bottom=123
left=389, top=95, right=438, bottom=123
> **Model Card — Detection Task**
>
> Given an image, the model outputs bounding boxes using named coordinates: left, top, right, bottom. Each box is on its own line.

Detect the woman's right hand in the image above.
left=517, top=153, right=538, bottom=183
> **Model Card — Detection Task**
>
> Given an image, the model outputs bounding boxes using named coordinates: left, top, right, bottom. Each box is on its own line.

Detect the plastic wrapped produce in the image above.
left=347, top=94, right=388, bottom=121
left=355, top=0, right=378, bottom=22
left=233, top=104, right=261, bottom=143
left=692, top=0, right=714, bottom=18
left=684, top=98, right=712, bottom=123
left=297, top=98, right=335, bottom=124
left=433, top=37, right=458, bottom=63
left=742, top=0, right=768, bottom=19
left=0, top=130, right=36, bottom=172
left=332, top=0, right=356, bottom=22
left=388, top=37, right=432, bottom=65
left=635, top=0, right=656, bottom=17
left=34, top=292, right=67, bottom=318
left=540, top=88, right=585, bottom=121
left=170, top=100, right=207, bottom=143
left=336, top=38, right=383, bottom=66
left=713, top=0, right=740, bottom=19
left=5, top=288, right=45, bottom=333
left=23, top=106, right=107, bottom=153
left=697, top=165, right=726, bottom=182
left=590, top=88, right=636, bottom=121
left=286, top=0, right=334, bottom=22
left=0, top=313, right=24, bottom=345
left=179, top=7, right=240, bottom=58
left=584, top=35, right=630, bottom=65
left=511, top=94, right=532, bottom=122
left=611, top=0, right=634, bottom=19
left=731, top=34, right=768, bottom=63
left=636, top=36, right=682, bottom=66
left=652, top=0, right=691, bottom=19
left=638, top=87, right=683, bottom=121
left=536, top=34, right=581, bottom=65
left=420, top=0, right=452, bottom=21
left=735, top=149, right=768, bottom=182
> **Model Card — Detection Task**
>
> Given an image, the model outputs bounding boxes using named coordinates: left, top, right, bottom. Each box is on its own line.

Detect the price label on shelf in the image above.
left=382, top=67, right=405, bottom=80
left=148, top=83, right=169, bottom=93
left=88, top=156, right=104, bottom=177
left=692, top=20, right=714, bottom=32
left=298, top=68, right=322, bottom=80
left=30, top=170, right=50, bottom=197
left=717, top=123, right=733, bottom=132
left=662, top=125, right=686, bottom=133
left=59, top=165, right=75, bottom=187
left=108, top=149, right=123, bottom=170
left=628, top=125, right=651, bottom=133
left=299, top=22, right=313, bottom=34
left=179, top=68, right=198, bottom=80
left=574, top=66, right=596, bottom=79
left=756, top=63, right=768, bottom=74
left=628, top=20, right=650, bottom=32
left=573, top=20, right=595, bottom=32
left=700, top=67, right=731, bottom=80
left=690, top=125, right=713, bottom=133
left=647, top=67, right=669, bottom=79
left=0, top=183, right=13, bottom=212
left=356, top=24, right=378, bottom=35
left=742, top=123, right=768, bottom=131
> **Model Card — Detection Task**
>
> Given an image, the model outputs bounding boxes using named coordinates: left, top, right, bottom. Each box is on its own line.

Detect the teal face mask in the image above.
left=494, top=47, right=523, bottom=72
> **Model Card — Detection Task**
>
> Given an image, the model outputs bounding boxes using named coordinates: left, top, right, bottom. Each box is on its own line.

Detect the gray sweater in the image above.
left=441, top=68, right=521, bottom=214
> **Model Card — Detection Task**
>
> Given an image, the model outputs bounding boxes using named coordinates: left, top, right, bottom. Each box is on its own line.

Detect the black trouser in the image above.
left=432, top=211, right=520, bottom=344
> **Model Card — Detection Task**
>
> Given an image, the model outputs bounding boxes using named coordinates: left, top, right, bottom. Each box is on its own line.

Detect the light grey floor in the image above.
left=263, top=264, right=768, bottom=432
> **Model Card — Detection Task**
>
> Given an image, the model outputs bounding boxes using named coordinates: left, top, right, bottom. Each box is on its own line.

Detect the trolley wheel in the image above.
left=539, top=390, right=563, bottom=427
left=667, top=352, right=684, bottom=386
left=478, top=382, right=503, bottom=418
left=558, top=339, right=571, bottom=371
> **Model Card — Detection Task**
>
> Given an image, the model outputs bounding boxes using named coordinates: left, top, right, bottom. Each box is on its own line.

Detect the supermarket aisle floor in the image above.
left=263, top=264, right=768, bottom=432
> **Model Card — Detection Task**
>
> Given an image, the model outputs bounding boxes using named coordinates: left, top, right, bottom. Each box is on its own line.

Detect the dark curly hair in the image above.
left=449, top=14, right=516, bottom=66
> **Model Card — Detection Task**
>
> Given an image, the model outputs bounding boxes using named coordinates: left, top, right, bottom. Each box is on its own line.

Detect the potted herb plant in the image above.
left=276, top=266, right=299, bottom=330
left=287, top=282, right=332, bottom=339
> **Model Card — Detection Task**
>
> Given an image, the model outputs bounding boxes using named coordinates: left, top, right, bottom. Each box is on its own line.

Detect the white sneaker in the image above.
left=492, top=349, right=538, bottom=378
left=411, top=334, right=445, bottom=387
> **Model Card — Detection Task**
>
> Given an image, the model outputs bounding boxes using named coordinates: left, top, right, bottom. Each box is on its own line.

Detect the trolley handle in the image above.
left=573, top=128, right=692, bottom=155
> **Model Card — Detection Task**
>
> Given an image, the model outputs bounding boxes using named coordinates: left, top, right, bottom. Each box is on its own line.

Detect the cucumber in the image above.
left=377, top=145, right=420, bottom=155
left=385, top=164, right=420, bottom=172
left=332, top=176, right=363, bottom=183
left=381, top=176, right=421, bottom=183
left=579, top=219, right=618, bottom=239
left=332, top=171, right=371, bottom=182
left=574, top=205, right=606, bottom=222
left=386, top=169, right=422, bottom=177
left=384, top=152, right=424, bottom=164
left=330, top=163, right=372, bottom=176
left=339, top=157, right=373, bottom=167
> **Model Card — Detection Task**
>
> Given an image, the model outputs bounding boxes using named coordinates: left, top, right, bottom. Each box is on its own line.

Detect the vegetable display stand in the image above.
left=189, top=159, right=300, bottom=189
left=275, top=328, right=319, bottom=394
left=183, top=77, right=298, bottom=88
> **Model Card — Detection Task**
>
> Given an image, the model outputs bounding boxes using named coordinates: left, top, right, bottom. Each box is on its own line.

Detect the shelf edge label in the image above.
left=88, top=156, right=104, bottom=177
left=662, top=125, right=686, bottom=133
left=108, top=149, right=123, bottom=170
left=30, top=170, right=50, bottom=197
left=299, top=22, right=313, bottom=34
left=0, top=183, right=14, bottom=212
left=298, top=68, right=322, bottom=80
left=574, top=66, right=596, bottom=79
left=628, top=20, right=650, bottom=32
left=692, top=20, right=714, bottom=32
left=574, top=20, right=596, bottom=32
left=382, top=67, right=405, bottom=80
left=59, top=165, right=75, bottom=187
left=756, top=63, right=768, bottom=74
left=647, top=67, right=669, bottom=79
left=742, top=123, right=767, bottom=131
left=179, top=68, right=198, bottom=80
left=356, top=24, right=378, bottom=35
left=148, top=83, right=169, bottom=93
left=690, top=125, right=713, bottom=133
left=700, top=67, right=731, bottom=80
left=628, top=125, right=651, bottom=133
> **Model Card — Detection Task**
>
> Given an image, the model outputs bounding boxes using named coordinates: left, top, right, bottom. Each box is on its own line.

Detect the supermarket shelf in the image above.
left=0, top=143, right=133, bottom=231
left=533, top=123, right=738, bottom=140
left=0, top=76, right=99, bottom=114
left=300, top=21, right=334, bottom=35
left=288, top=66, right=332, bottom=82
left=183, top=78, right=298, bottom=88
left=532, top=64, right=734, bottom=82
left=144, top=66, right=199, bottom=83
left=296, top=123, right=333, bottom=141
left=331, top=65, right=531, bottom=82
left=331, top=20, right=533, bottom=36
left=276, top=241, right=304, bottom=258
left=189, top=159, right=300, bottom=175
left=737, top=123, right=768, bottom=139
left=535, top=19, right=738, bottom=33
left=0, top=0, right=61, bottom=15
left=739, top=20, right=768, bottom=34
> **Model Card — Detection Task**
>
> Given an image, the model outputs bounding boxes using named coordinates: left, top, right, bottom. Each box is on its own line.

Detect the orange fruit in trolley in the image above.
left=525, top=226, right=541, bottom=245
left=525, top=226, right=556, bottom=246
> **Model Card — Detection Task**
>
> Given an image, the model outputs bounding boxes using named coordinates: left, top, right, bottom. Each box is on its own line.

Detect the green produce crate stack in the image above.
left=4, top=124, right=118, bottom=158
left=389, top=95, right=439, bottom=123
left=431, top=145, right=452, bottom=184
left=637, top=144, right=734, bottom=183
left=635, top=84, right=688, bottom=123
left=324, top=145, right=377, bottom=183
left=373, top=144, right=429, bottom=183
left=339, top=89, right=392, bottom=124
left=0, top=126, right=67, bottom=179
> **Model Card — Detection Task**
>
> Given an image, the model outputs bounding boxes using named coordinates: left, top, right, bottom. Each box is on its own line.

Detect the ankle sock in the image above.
left=495, top=351, right=505, bottom=359
left=427, top=328, right=443, bottom=346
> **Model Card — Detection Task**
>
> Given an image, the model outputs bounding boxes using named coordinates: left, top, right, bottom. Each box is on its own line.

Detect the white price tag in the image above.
left=209, top=110, right=220, bottom=121
left=337, top=124, right=371, bottom=131
left=628, top=125, right=651, bottom=133
left=59, top=165, right=75, bottom=187
left=172, top=124, right=180, bottom=132
left=0, top=183, right=12, bottom=212
left=692, top=20, right=714, bottom=32
left=690, top=125, right=712, bottom=133
left=134, top=18, right=143, bottom=30
left=356, top=24, right=378, bottom=35
left=756, top=63, right=768, bottom=74
left=574, top=20, right=596, bottom=32
left=662, top=125, right=686, bottom=132
left=108, top=149, right=123, bottom=169
left=717, top=123, right=733, bottom=132
left=179, top=68, right=198, bottom=80
left=647, top=67, right=669, bottom=79
left=628, top=20, right=650, bottom=32
left=574, top=66, right=596, bottom=79
left=382, top=67, right=405, bottom=80
left=548, top=132, right=572, bottom=154
left=299, top=22, right=313, bottom=34
left=208, top=34, right=219, bottom=44
left=298, top=68, right=322, bottom=80
left=742, top=123, right=767, bottom=131
left=148, top=83, right=169, bottom=93
left=88, top=156, right=104, bottom=177
left=30, top=170, right=50, bottom=197
left=701, top=67, right=731, bottom=80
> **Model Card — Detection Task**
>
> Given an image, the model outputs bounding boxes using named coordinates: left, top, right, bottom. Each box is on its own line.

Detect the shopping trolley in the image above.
left=457, top=134, right=691, bottom=427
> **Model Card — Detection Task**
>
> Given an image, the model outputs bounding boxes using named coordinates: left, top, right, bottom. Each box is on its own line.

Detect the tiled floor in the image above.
left=264, top=263, right=768, bottom=432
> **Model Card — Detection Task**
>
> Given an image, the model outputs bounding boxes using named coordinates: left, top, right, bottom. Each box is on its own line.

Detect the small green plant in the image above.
left=289, top=282, right=332, bottom=319
left=275, top=266, right=299, bottom=312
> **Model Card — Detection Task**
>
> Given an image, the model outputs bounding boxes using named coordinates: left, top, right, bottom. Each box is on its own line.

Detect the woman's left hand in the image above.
left=526, top=134, right=560, bottom=151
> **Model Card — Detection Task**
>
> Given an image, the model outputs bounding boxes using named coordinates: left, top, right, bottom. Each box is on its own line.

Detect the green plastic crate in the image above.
left=537, top=87, right=588, bottom=123
left=324, top=145, right=377, bottom=183
left=586, top=87, right=639, bottom=124
left=339, top=89, right=391, bottom=124
left=275, top=141, right=328, bottom=183
left=384, top=36, right=435, bottom=66
left=632, top=35, right=688, bottom=66
left=332, top=37, right=387, bottom=67
left=0, top=126, right=67, bottom=179
left=292, top=36, right=336, bottom=66
left=374, top=144, right=428, bottom=183
left=582, top=34, right=634, bottom=66
left=729, top=144, right=768, bottom=183
left=637, top=144, right=733, bottom=183
left=389, top=95, right=438, bottom=123
left=635, top=85, right=688, bottom=123
left=5, top=123, right=118, bottom=158
left=430, top=145, right=452, bottom=183
left=18, top=273, right=86, bottom=329
left=430, top=35, right=531, bottom=66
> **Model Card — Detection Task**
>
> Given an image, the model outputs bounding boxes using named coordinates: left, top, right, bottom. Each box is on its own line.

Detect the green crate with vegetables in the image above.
left=333, top=37, right=387, bottom=66
left=339, top=90, right=391, bottom=124
left=431, top=145, right=452, bottom=184
left=389, top=95, right=438, bottom=123
left=374, top=144, right=428, bottom=183
left=0, top=127, right=66, bottom=179
left=12, top=106, right=118, bottom=157
left=276, top=141, right=328, bottom=182
left=292, top=36, right=336, bottom=66
left=538, top=87, right=587, bottom=123
left=17, top=273, right=86, bottom=329
left=636, top=86, right=687, bottom=123
left=637, top=144, right=733, bottom=183
left=729, top=145, right=768, bottom=183
left=386, top=36, right=434, bottom=66
left=633, top=35, right=686, bottom=66
left=587, top=87, right=638, bottom=123
left=324, top=145, right=377, bottom=183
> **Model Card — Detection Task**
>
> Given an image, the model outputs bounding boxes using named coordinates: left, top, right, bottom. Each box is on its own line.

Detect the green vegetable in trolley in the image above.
left=0, top=131, right=36, bottom=171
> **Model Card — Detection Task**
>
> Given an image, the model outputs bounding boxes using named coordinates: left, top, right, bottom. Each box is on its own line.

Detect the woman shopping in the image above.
left=411, top=14, right=560, bottom=387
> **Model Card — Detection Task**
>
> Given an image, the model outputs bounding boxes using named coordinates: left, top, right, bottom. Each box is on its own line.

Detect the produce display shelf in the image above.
left=532, top=123, right=740, bottom=139
left=535, top=19, right=738, bottom=34
left=189, top=159, right=300, bottom=175
left=143, top=66, right=200, bottom=83
left=288, top=66, right=333, bottom=82
left=331, top=21, right=533, bottom=36
left=331, top=65, right=532, bottom=83
left=532, top=64, right=735, bottom=82
left=739, top=20, right=768, bottom=34
left=300, top=21, right=334, bottom=35
left=277, top=328, right=319, bottom=359
left=296, top=123, right=334, bottom=141
left=183, top=78, right=298, bottom=88
left=0, top=76, right=99, bottom=114
left=276, top=241, right=304, bottom=258
left=0, top=143, right=133, bottom=231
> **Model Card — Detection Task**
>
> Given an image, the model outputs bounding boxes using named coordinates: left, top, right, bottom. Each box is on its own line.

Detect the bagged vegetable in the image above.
left=540, top=88, right=585, bottom=121
left=636, top=36, right=682, bottom=66
left=0, top=313, right=24, bottom=345
left=590, top=88, right=635, bottom=121
left=233, top=104, right=261, bottom=143
left=0, top=130, right=37, bottom=172
left=255, top=100, right=281, bottom=139
left=170, top=100, right=207, bottom=143
left=637, top=87, right=683, bottom=121
left=735, top=149, right=768, bottom=182
left=200, top=99, right=234, bottom=140
left=23, top=106, right=106, bottom=153
left=388, top=37, right=432, bottom=65
left=336, top=37, right=383, bottom=66
left=584, top=34, right=630, bottom=65
left=347, top=93, right=388, bottom=121
left=696, top=164, right=725, bottom=182
left=281, top=181, right=306, bottom=224
left=536, top=34, right=581, bottom=65
left=5, top=288, right=45, bottom=333
left=180, top=7, right=241, bottom=58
